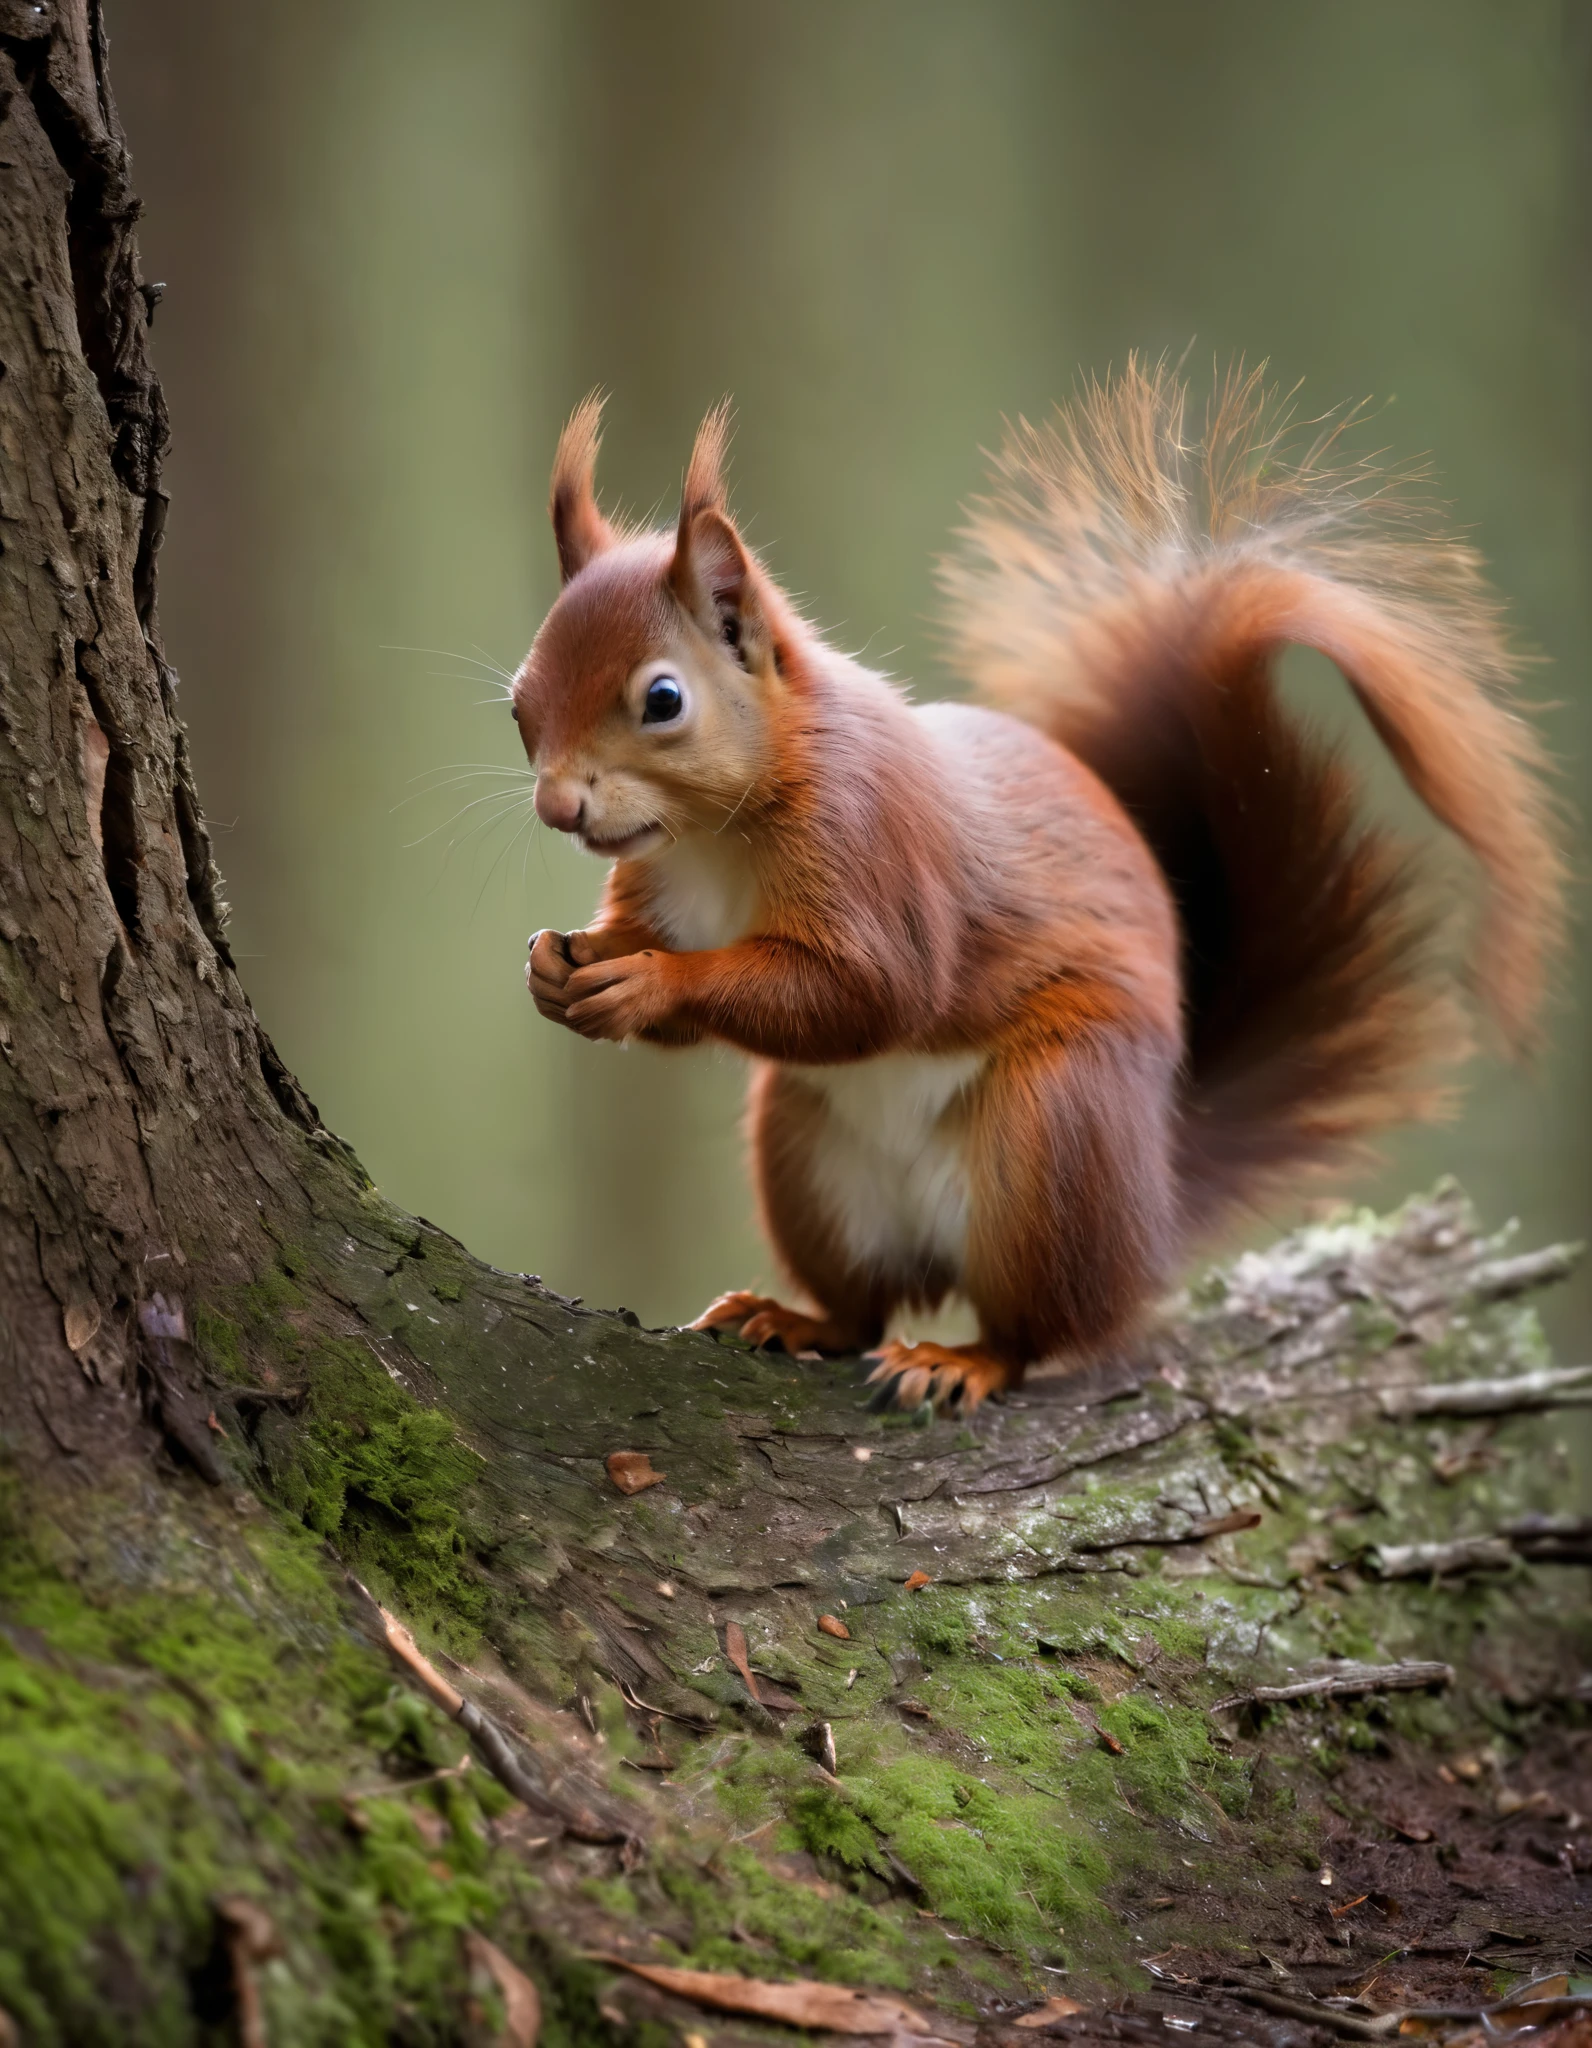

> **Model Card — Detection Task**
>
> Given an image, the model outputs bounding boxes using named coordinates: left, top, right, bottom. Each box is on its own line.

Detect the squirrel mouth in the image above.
left=579, top=823, right=664, bottom=859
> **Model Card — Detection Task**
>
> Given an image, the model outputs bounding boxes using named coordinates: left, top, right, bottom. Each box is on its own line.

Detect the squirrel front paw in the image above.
left=526, top=927, right=577, bottom=1023
left=562, top=950, right=672, bottom=1042
left=526, top=927, right=612, bottom=1027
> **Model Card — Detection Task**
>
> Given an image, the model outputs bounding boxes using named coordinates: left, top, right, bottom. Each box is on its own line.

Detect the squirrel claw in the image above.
left=863, top=1341, right=1013, bottom=1414
left=691, top=1291, right=846, bottom=1355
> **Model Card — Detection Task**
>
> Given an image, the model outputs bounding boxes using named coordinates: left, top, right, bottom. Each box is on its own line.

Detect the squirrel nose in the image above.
left=534, top=776, right=586, bottom=833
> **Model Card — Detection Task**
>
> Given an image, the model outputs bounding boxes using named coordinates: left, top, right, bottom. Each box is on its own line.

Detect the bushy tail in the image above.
left=942, top=360, right=1565, bottom=1226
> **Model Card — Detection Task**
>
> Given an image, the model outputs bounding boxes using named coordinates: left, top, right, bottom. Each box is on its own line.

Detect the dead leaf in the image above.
left=1329, top=1893, right=1370, bottom=1919
left=903, top=1571, right=932, bottom=1592
left=1386, top=1815, right=1433, bottom=1843
left=818, top=1614, right=851, bottom=1640
left=606, top=1451, right=665, bottom=1495
left=897, top=1699, right=932, bottom=1720
left=593, top=1958, right=930, bottom=2035
left=63, top=1303, right=101, bottom=1352
left=1014, top=1995, right=1085, bottom=2027
left=724, top=1621, right=760, bottom=1704
left=465, top=1930, right=541, bottom=2047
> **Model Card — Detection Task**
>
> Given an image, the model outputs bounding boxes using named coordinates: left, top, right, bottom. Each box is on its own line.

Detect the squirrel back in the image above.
left=941, top=360, right=1566, bottom=1230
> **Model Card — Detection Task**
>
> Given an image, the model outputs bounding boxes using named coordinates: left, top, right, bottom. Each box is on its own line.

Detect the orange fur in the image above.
left=513, top=373, right=1564, bottom=1411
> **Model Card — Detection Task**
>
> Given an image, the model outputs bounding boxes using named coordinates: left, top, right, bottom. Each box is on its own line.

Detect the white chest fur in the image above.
left=644, top=832, right=762, bottom=952
left=789, top=1050, right=986, bottom=1278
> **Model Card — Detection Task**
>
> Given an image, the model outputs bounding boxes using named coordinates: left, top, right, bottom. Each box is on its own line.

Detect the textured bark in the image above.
left=0, top=11, right=1589, bottom=2045
left=0, top=0, right=345, bottom=1477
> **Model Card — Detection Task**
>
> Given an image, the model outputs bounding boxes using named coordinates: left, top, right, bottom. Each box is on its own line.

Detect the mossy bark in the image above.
left=0, top=8, right=1588, bottom=2044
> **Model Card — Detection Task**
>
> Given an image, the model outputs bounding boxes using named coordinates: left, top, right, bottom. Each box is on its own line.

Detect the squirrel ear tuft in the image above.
left=549, top=391, right=614, bottom=583
left=669, top=403, right=774, bottom=669
left=677, top=399, right=734, bottom=534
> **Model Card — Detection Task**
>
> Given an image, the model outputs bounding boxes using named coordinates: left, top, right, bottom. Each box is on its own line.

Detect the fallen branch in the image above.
left=1377, top=1364, right=1592, bottom=1419
left=1210, top=1661, right=1452, bottom=1713
left=1367, top=1536, right=1515, bottom=1578
left=1504, top=1514, right=1592, bottom=1565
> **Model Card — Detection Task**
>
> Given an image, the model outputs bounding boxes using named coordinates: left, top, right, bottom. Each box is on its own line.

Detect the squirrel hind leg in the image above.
left=864, top=1339, right=1021, bottom=1415
left=690, top=1291, right=877, bottom=1356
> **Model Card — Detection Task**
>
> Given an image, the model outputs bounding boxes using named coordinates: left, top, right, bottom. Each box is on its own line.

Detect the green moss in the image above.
left=655, top=1847, right=933, bottom=1991
left=789, top=1784, right=891, bottom=1877
left=0, top=1483, right=546, bottom=2046
left=1094, top=1695, right=1252, bottom=1823
left=249, top=1336, right=487, bottom=1641
left=847, top=1756, right=1102, bottom=1957
left=191, top=1302, right=247, bottom=1383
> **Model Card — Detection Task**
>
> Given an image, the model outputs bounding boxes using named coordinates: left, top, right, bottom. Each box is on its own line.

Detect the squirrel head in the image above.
left=513, top=396, right=785, bottom=859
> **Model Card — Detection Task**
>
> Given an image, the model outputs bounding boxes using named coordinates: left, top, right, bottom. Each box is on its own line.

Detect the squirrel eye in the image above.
left=642, top=675, right=684, bottom=725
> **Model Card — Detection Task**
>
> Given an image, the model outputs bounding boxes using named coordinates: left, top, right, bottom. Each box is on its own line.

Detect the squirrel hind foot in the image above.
left=863, top=1340, right=1018, bottom=1415
left=690, top=1291, right=861, bottom=1356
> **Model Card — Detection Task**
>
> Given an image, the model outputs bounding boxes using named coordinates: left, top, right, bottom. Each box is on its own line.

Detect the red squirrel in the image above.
left=513, top=363, right=1563, bottom=1413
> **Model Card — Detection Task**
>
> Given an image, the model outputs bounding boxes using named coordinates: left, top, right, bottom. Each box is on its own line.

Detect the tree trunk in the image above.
left=1, top=9, right=1589, bottom=2045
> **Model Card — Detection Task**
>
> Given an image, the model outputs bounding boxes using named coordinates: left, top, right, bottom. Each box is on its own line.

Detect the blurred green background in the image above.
left=112, top=1, right=1588, bottom=1347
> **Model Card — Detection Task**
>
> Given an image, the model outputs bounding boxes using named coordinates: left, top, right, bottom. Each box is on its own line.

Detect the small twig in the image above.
left=344, top=1753, right=473, bottom=1802
left=347, top=1574, right=634, bottom=1847
left=617, top=1678, right=712, bottom=1728
left=1377, top=1364, right=1592, bottom=1419
left=1210, top=1661, right=1452, bottom=1714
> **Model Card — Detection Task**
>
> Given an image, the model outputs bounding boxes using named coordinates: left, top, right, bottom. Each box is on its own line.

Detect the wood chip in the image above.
left=606, top=1451, right=665, bottom=1495
left=724, top=1621, right=760, bottom=1703
left=592, top=1958, right=931, bottom=2035
left=1190, top=1508, right=1263, bottom=1539
left=1014, top=1994, right=1085, bottom=2027
left=799, top=1720, right=838, bottom=1775
left=903, top=1570, right=932, bottom=1592
left=465, top=1930, right=541, bottom=2047
left=63, top=1302, right=101, bottom=1352
left=817, top=1613, right=851, bottom=1639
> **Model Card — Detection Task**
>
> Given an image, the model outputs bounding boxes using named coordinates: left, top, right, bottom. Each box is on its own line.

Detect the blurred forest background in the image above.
left=110, top=1, right=1589, bottom=1348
